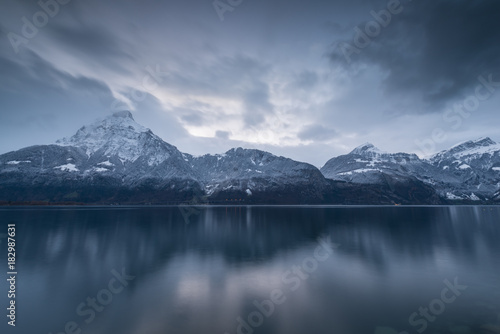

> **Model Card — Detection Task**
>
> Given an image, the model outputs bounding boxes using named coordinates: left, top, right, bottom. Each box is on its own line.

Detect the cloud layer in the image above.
left=1, top=0, right=499, bottom=167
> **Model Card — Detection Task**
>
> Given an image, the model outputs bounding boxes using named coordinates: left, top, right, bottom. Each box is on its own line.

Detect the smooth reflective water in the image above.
left=1, top=206, right=499, bottom=334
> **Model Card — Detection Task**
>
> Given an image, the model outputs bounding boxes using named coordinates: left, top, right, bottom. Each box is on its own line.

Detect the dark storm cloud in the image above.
left=329, top=0, right=500, bottom=110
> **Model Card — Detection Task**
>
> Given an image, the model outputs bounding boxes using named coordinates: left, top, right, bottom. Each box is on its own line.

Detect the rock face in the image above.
left=0, top=111, right=495, bottom=204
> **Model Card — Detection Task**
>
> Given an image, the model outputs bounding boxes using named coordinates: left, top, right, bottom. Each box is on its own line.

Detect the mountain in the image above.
left=0, top=111, right=201, bottom=203
left=320, top=138, right=500, bottom=203
left=428, top=137, right=500, bottom=201
left=185, top=148, right=330, bottom=203
left=1, top=111, right=495, bottom=205
left=0, top=111, right=332, bottom=204
left=320, top=143, right=444, bottom=203
left=321, top=143, right=431, bottom=183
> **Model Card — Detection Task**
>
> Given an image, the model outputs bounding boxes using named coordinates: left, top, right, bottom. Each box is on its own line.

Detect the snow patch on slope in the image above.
left=446, top=192, right=461, bottom=200
left=98, top=161, right=114, bottom=167
left=350, top=143, right=387, bottom=156
left=54, top=164, right=78, bottom=172
left=6, top=161, right=31, bottom=165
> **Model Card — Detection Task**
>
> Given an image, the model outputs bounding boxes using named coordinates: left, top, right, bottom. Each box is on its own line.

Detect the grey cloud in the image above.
left=322, top=21, right=346, bottom=35
left=32, top=52, right=111, bottom=102
left=0, top=0, right=498, bottom=164
left=215, top=130, right=231, bottom=139
left=151, top=54, right=276, bottom=127
left=329, top=0, right=500, bottom=111
left=46, top=23, right=135, bottom=76
left=0, top=49, right=119, bottom=151
left=126, top=91, right=190, bottom=143
left=181, top=112, right=206, bottom=127
left=0, top=50, right=114, bottom=104
left=165, top=55, right=272, bottom=98
left=242, top=81, right=274, bottom=127
left=48, top=23, right=131, bottom=59
left=290, top=70, right=319, bottom=91
left=298, top=124, right=338, bottom=142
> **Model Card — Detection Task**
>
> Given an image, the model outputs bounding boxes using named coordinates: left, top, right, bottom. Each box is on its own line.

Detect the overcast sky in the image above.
left=1, top=0, right=499, bottom=167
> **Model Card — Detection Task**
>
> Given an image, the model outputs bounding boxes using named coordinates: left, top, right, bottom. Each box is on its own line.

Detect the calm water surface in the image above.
left=1, top=206, right=499, bottom=334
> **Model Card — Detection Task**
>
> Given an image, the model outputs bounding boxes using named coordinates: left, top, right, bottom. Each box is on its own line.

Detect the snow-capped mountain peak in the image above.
left=112, top=110, right=135, bottom=119
left=349, top=143, right=386, bottom=156
left=425, top=137, right=500, bottom=198
left=58, top=111, right=149, bottom=144
left=56, top=111, right=177, bottom=164
left=447, top=137, right=496, bottom=153
left=451, top=137, right=496, bottom=148
left=1, top=109, right=499, bottom=204
left=430, top=137, right=500, bottom=162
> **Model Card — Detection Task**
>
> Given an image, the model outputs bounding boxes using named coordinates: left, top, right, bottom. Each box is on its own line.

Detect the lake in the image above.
left=1, top=206, right=499, bottom=334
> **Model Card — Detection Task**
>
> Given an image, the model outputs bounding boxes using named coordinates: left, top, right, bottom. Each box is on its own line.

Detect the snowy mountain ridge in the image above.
left=56, top=110, right=176, bottom=166
left=430, top=137, right=500, bottom=166
left=0, top=111, right=498, bottom=204
left=0, top=111, right=334, bottom=204
left=349, top=143, right=388, bottom=156
left=321, top=137, right=500, bottom=201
